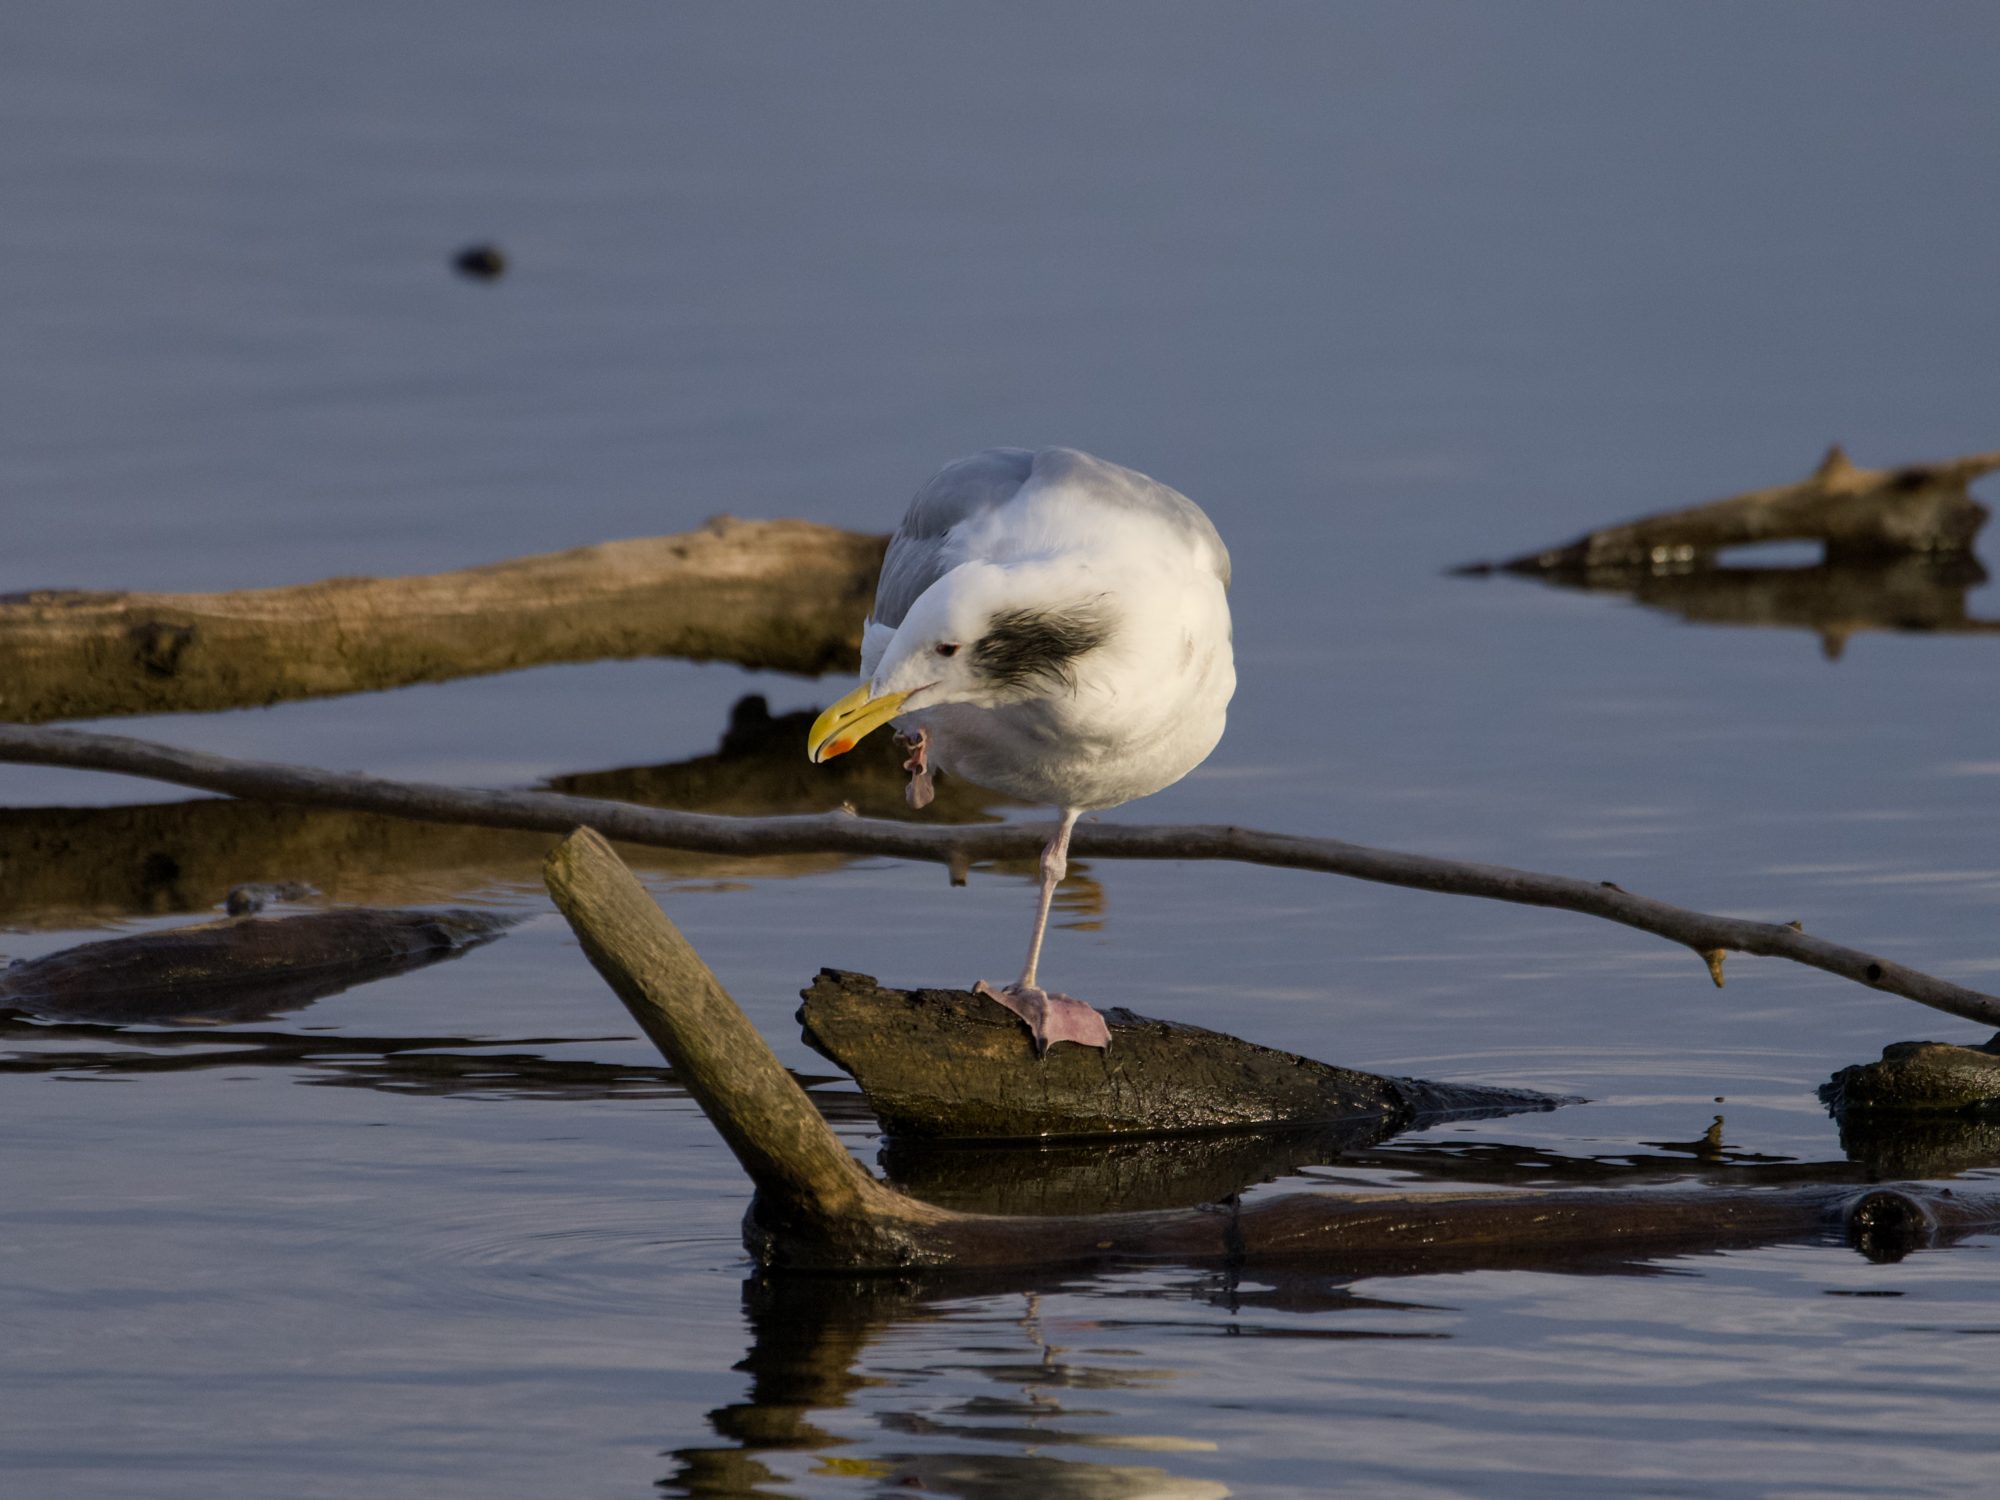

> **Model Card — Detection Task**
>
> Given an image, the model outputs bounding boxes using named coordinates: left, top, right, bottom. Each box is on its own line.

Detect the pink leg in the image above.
left=895, top=727, right=935, bottom=811
left=975, top=810, right=1109, bottom=1053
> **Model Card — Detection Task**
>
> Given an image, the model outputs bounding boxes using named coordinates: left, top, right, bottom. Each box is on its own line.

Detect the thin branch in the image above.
left=3, top=722, right=1996, bottom=1029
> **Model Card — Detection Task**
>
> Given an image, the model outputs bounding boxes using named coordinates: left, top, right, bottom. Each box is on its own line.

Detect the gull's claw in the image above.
left=895, top=727, right=935, bottom=811
left=974, top=979, right=1111, bottom=1055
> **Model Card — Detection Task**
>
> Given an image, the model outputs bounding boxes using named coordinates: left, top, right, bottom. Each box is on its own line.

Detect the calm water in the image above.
left=5, top=5, right=2000, bottom=1496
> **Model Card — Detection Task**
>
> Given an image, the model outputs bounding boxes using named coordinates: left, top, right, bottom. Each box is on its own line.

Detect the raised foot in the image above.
left=973, top=979, right=1111, bottom=1054
left=894, top=727, right=935, bottom=811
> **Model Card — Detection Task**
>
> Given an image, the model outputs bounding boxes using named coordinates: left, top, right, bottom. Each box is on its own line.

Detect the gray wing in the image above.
left=871, top=447, right=1035, bottom=628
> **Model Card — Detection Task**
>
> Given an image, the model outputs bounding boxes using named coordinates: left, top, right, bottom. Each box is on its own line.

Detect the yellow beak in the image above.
left=807, top=682, right=914, bottom=763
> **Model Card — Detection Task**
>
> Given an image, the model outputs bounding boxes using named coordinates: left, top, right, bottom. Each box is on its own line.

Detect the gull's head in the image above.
left=807, top=562, right=1114, bottom=763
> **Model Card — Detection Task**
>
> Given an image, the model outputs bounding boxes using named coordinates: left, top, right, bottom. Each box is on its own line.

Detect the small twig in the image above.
left=3, top=722, right=1997, bottom=1029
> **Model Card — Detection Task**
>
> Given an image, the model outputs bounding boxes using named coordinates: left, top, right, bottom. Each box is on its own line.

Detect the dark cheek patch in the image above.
left=972, top=604, right=1113, bottom=692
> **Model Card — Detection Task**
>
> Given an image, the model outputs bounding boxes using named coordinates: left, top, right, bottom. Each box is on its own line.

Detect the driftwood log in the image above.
left=0, top=906, right=514, bottom=1024
left=7, top=723, right=1998, bottom=1032
left=799, top=969, right=1562, bottom=1138
left=1822, top=1037, right=2000, bottom=1115
left=1465, top=444, right=1997, bottom=574
left=0, top=906, right=514, bottom=1025
left=0, top=519, right=884, bottom=723
left=543, top=828, right=2000, bottom=1274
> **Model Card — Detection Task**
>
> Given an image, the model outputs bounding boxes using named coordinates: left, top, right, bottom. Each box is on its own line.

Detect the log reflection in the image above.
left=1471, top=552, right=2000, bottom=659
left=0, top=695, right=1014, bottom=930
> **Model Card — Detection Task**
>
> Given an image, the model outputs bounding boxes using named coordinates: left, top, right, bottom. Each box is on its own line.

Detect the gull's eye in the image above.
left=935, top=642, right=960, bottom=658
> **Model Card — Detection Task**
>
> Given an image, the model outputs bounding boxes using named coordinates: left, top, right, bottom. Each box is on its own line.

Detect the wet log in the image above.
left=0, top=518, right=885, bottom=723
left=543, top=828, right=2000, bottom=1274
left=1464, top=444, right=1997, bottom=574
left=799, top=969, right=1564, bottom=1139
left=14, top=723, right=2000, bottom=1031
left=1821, top=1036, right=2000, bottom=1115
left=0, top=906, right=515, bottom=1024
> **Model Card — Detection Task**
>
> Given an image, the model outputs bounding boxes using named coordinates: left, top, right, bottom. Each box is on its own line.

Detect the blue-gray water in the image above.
left=5, top=5, right=1999, bottom=1496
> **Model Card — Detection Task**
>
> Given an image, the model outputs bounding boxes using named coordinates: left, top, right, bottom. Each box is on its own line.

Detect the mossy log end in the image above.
left=0, top=519, right=885, bottom=724
left=1470, top=445, right=1998, bottom=574
left=542, top=828, right=2000, bottom=1274
left=1822, top=1036, right=2000, bottom=1116
left=798, top=969, right=1566, bottom=1140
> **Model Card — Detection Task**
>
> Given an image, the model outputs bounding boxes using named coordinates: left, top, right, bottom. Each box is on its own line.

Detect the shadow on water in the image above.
left=1474, top=551, right=2000, bottom=660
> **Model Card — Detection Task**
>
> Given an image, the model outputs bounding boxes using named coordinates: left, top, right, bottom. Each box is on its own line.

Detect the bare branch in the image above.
left=3, top=722, right=1997, bottom=1029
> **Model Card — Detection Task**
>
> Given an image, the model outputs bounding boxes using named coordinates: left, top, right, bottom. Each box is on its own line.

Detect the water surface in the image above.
left=5, top=5, right=1999, bottom=1496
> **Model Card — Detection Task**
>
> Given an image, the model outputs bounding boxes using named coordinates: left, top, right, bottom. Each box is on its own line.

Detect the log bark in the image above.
left=1465, top=445, right=1997, bottom=573
left=0, top=519, right=885, bottom=723
left=798, top=969, right=1563, bottom=1139
left=542, top=828, right=2000, bottom=1274
left=11, top=722, right=2000, bottom=1031
left=1822, top=1037, right=2000, bottom=1115
left=0, top=907, right=514, bottom=1024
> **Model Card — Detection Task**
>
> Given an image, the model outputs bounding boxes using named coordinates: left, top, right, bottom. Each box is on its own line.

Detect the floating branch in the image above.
left=5, top=722, right=1998, bottom=1030
left=0, top=519, right=885, bottom=723
left=544, top=829, right=2000, bottom=1273
left=1463, top=445, right=1997, bottom=574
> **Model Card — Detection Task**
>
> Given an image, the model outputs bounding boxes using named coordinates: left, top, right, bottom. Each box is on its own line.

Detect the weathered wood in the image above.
left=798, top=969, right=1564, bottom=1139
left=13, top=722, right=2000, bottom=1031
left=541, top=829, right=2000, bottom=1274
left=1822, top=1037, right=2000, bottom=1115
left=0, top=518, right=885, bottom=723
left=0, top=697, right=999, bottom=930
left=1465, top=445, right=1997, bottom=574
left=0, top=907, right=514, bottom=1024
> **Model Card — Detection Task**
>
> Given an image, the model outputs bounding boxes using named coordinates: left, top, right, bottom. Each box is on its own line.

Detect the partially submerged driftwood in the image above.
left=0, top=906, right=514, bottom=1024
left=9, top=722, right=1998, bottom=1031
left=1465, top=445, right=1997, bottom=574
left=544, top=828, right=2000, bottom=1274
left=799, top=969, right=1562, bottom=1139
left=1822, top=1036, right=2000, bottom=1116
left=0, top=518, right=884, bottom=723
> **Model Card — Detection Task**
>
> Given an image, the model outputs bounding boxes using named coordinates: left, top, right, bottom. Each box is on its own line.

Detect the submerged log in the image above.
left=1464, top=444, right=1997, bottom=574
left=543, top=828, right=2000, bottom=1274
left=0, top=518, right=884, bottom=723
left=0, top=906, right=515, bottom=1024
left=799, top=969, right=1564, bottom=1139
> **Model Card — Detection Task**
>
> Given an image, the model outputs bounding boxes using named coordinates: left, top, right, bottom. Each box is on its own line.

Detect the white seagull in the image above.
left=807, top=447, right=1235, bottom=1052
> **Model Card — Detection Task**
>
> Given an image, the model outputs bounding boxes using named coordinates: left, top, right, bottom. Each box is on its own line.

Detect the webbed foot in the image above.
left=894, top=727, right=935, bottom=811
left=974, top=979, right=1111, bottom=1055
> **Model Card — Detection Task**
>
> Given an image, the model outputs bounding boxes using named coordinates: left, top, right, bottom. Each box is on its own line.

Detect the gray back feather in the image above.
left=871, top=447, right=1228, bottom=629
